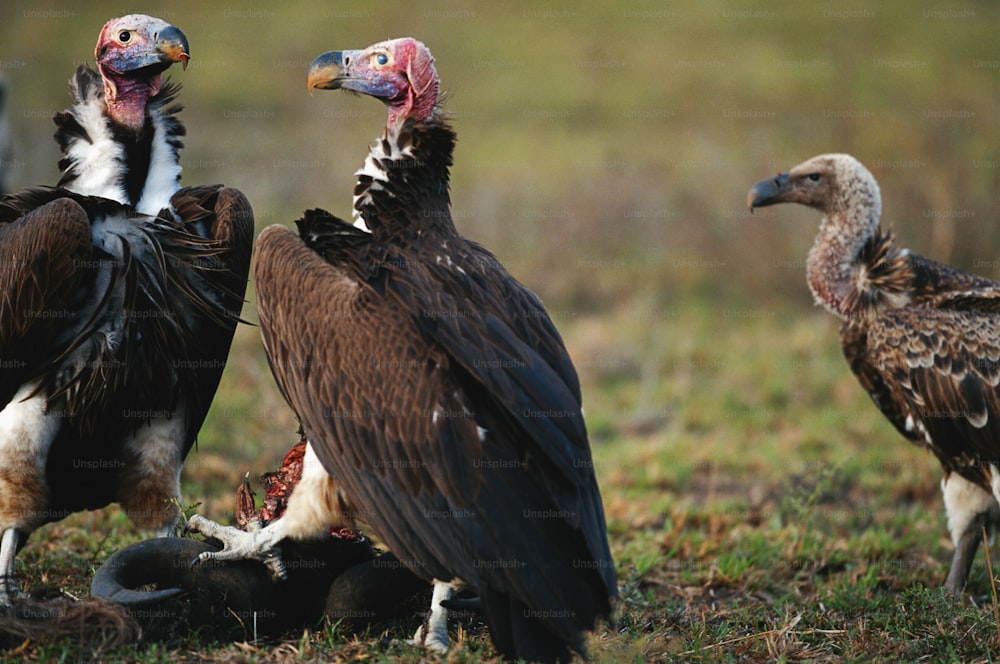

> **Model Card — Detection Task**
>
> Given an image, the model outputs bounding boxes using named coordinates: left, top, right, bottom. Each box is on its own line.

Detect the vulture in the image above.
left=187, top=37, right=616, bottom=662
left=56, top=14, right=190, bottom=215
left=748, top=153, right=1000, bottom=594
left=0, top=15, right=252, bottom=605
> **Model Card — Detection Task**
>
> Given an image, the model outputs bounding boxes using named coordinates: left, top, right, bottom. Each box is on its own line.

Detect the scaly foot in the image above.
left=0, top=575, right=23, bottom=608
left=185, top=514, right=286, bottom=580
left=0, top=528, right=26, bottom=607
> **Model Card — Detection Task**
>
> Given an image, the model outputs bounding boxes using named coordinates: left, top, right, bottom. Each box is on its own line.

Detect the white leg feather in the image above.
left=412, top=579, right=456, bottom=653
left=279, top=442, right=347, bottom=539
left=943, top=473, right=996, bottom=548
left=941, top=473, right=1000, bottom=593
left=0, top=383, right=61, bottom=604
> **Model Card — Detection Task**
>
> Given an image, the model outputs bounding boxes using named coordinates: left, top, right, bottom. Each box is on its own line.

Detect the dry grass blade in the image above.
left=984, top=527, right=1000, bottom=648
left=0, top=596, right=139, bottom=649
left=676, top=617, right=806, bottom=657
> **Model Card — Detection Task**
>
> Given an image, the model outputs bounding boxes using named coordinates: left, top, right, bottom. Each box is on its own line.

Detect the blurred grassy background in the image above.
left=1, top=0, right=997, bottom=537
left=1, top=2, right=999, bottom=658
left=3, top=1, right=996, bottom=302
left=1, top=0, right=997, bottom=528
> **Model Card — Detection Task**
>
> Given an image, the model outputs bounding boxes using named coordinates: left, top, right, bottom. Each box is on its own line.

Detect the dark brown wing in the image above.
left=383, top=244, right=590, bottom=484
left=908, top=254, right=1000, bottom=305
left=384, top=237, right=616, bottom=635
left=254, top=218, right=614, bottom=644
left=434, top=240, right=582, bottom=404
left=842, top=252, right=1000, bottom=471
left=0, top=187, right=136, bottom=419
left=167, top=185, right=254, bottom=450
left=840, top=319, right=925, bottom=446
left=0, top=185, right=251, bottom=519
left=864, top=306, right=1000, bottom=488
left=0, top=197, right=92, bottom=406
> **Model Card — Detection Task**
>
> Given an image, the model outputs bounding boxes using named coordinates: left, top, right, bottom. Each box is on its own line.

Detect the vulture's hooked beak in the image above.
left=156, top=25, right=190, bottom=70
left=306, top=49, right=400, bottom=100
left=307, top=50, right=349, bottom=95
left=747, top=172, right=790, bottom=211
left=105, top=24, right=190, bottom=74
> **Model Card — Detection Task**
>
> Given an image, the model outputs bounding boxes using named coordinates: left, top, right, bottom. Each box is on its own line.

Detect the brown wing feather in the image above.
left=255, top=224, right=457, bottom=497
left=0, top=186, right=251, bottom=522
left=908, top=254, right=1000, bottom=304
left=255, top=219, right=614, bottom=641
left=842, top=251, right=1000, bottom=483
left=168, top=185, right=254, bottom=446
left=866, top=307, right=1000, bottom=488
left=170, top=185, right=254, bottom=321
left=840, top=319, right=924, bottom=446
left=0, top=198, right=92, bottom=405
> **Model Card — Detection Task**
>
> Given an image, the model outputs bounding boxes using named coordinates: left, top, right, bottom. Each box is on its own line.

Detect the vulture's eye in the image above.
left=119, top=30, right=131, bottom=43
left=808, top=173, right=821, bottom=182
left=375, top=53, right=388, bottom=65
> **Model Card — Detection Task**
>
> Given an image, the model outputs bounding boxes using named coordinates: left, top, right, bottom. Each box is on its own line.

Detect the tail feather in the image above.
left=479, top=588, right=583, bottom=664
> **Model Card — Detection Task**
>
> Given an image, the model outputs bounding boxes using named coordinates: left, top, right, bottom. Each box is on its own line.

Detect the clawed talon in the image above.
left=185, top=514, right=287, bottom=580
left=0, top=575, right=24, bottom=608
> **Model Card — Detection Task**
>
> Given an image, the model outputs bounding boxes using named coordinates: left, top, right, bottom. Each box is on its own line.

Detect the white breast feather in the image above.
left=351, top=135, right=416, bottom=232
left=134, top=110, right=181, bottom=215
left=64, top=96, right=128, bottom=203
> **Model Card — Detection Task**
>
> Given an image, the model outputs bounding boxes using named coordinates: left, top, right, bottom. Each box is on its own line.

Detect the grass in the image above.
left=0, top=0, right=998, bottom=661
left=6, top=304, right=1000, bottom=662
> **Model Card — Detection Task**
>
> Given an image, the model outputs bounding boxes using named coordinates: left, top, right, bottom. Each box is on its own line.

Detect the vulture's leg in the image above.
left=118, top=409, right=186, bottom=538
left=0, top=384, right=59, bottom=606
left=0, top=528, right=26, bottom=605
left=945, top=512, right=988, bottom=595
left=412, top=580, right=454, bottom=653
left=942, top=474, right=995, bottom=594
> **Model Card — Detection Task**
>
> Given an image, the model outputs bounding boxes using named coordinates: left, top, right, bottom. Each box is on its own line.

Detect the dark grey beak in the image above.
left=747, top=172, right=790, bottom=210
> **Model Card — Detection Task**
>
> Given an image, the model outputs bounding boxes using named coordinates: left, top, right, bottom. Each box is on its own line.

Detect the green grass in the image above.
left=1, top=0, right=999, bottom=661
left=7, top=304, right=1000, bottom=662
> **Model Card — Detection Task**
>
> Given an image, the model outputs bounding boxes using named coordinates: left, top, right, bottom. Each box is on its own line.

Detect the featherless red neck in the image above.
left=94, top=14, right=189, bottom=131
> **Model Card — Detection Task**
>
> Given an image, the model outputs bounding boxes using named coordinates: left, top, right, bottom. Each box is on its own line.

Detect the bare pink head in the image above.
left=95, top=14, right=190, bottom=130
left=306, top=37, right=439, bottom=127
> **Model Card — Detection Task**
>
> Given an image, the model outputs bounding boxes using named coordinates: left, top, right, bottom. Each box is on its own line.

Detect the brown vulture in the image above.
left=187, top=38, right=616, bottom=662
left=0, top=15, right=252, bottom=605
left=748, top=153, right=1000, bottom=594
